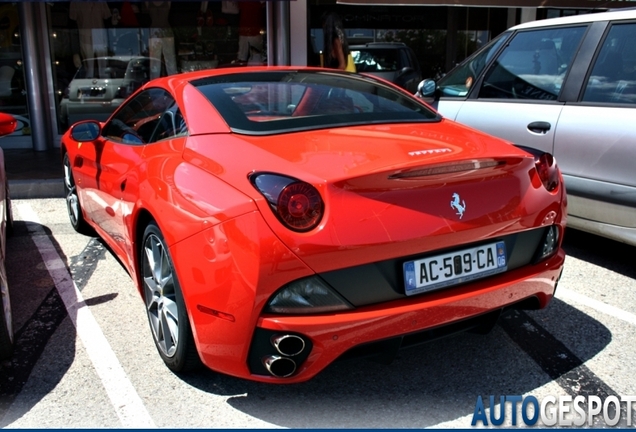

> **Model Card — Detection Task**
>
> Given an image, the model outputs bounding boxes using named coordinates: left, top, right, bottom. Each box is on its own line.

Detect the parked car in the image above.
left=0, top=111, right=17, bottom=360
left=59, top=56, right=157, bottom=128
left=61, top=67, right=566, bottom=383
left=417, top=9, right=636, bottom=246
left=350, top=42, right=422, bottom=93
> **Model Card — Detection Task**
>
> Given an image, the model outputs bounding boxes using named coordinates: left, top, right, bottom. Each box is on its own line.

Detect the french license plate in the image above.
left=403, top=241, right=507, bottom=296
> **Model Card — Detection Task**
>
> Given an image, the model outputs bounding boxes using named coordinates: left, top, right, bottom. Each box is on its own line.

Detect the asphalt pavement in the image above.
left=1, top=198, right=636, bottom=428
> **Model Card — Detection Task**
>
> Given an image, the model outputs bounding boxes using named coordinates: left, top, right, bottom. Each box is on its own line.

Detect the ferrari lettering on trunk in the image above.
left=408, top=148, right=452, bottom=156
left=403, top=241, right=507, bottom=296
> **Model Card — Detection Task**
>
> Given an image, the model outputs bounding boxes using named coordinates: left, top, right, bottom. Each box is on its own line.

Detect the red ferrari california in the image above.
left=61, top=67, right=566, bottom=383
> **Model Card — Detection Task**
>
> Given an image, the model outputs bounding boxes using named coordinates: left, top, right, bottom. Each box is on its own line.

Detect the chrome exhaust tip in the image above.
left=271, top=334, right=306, bottom=357
left=263, top=355, right=297, bottom=378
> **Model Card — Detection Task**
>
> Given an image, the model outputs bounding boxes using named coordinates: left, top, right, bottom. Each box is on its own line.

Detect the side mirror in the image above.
left=71, top=120, right=100, bottom=142
left=415, top=79, right=437, bottom=98
left=397, top=66, right=414, bottom=78
left=0, top=112, right=17, bottom=137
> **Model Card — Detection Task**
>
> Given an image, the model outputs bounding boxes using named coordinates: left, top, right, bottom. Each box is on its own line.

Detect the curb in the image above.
left=9, top=179, right=65, bottom=200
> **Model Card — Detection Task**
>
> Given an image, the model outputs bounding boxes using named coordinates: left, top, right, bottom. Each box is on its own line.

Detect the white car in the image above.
left=418, top=9, right=636, bottom=246
left=59, top=56, right=157, bottom=128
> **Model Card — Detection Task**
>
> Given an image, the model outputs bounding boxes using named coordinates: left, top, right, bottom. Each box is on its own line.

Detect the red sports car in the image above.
left=60, top=67, right=566, bottom=383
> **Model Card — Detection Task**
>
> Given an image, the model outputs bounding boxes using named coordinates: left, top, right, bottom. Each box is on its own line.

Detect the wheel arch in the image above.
left=132, top=208, right=155, bottom=295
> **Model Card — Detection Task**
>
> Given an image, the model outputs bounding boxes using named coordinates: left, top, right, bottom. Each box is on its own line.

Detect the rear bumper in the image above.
left=174, top=211, right=564, bottom=383
left=249, top=248, right=564, bottom=383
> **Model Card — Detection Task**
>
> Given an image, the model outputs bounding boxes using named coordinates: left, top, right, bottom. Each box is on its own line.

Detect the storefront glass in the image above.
left=308, top=2, right=508, bottom=80
left=49, top=1, right=266, bottom=133
left=0, top=3, right=31, bottom=143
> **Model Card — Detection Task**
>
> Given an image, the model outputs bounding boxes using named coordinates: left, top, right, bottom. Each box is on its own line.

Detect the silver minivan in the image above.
left=418, top=9, right=636, bottom=246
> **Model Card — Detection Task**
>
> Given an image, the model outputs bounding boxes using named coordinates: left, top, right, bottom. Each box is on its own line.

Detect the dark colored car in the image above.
left=350, top=42, right=422, bottom=93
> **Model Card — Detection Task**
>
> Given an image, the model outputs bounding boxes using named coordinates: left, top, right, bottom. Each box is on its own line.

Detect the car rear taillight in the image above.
left=535, top=152, right=559, bottom=192
left=250, top=173, right=324, bottom=232
left=516, top=146, right=560, bottom=192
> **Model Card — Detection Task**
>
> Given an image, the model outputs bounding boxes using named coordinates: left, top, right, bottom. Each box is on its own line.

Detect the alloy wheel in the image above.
left=143, top=232, right=179, bottom=358
left=63, top=154, right=80, bottom=227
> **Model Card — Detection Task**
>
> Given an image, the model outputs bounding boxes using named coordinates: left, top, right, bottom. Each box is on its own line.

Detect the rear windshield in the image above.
left=75, top=58, right=132, bottom=80
left=191, top=70, right=439, bottom=135
left=351, top=48, right=400, bottom=72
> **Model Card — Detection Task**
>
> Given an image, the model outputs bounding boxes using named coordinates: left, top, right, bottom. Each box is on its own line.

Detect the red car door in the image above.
left=78, top=88, right=181, bottom=266
left=73, top=134, right=145, bottom=261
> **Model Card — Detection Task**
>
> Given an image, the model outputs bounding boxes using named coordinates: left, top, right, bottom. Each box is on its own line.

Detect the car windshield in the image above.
left=351, top=49, right=400, bottom=72
left=192, top=70, right=438, bottom=135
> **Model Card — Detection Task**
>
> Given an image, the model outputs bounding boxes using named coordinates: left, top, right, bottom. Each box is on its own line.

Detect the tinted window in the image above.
left=582, top=22, right=636, bottom=104
left=479, top=26, right=586, bottom=101
left=437, top=32, right=510, bottom=97
left=192, top=71, right=438, bottom=135
left=102, top=88, right=180, bottom=144
left=149, top=106, right=188, bottom=142
left=351, top=49, right=401, bottom=72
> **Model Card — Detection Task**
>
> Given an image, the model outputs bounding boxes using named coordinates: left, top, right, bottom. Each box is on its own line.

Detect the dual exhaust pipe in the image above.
left=263, top=334, right=306, bottom=378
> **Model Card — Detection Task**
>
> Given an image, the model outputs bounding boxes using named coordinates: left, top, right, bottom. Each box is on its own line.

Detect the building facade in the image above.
left=0, top=0, right=616, bottom=154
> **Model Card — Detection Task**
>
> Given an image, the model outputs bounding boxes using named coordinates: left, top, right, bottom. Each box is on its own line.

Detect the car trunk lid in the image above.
left=185, top=121, right=554, bottom=272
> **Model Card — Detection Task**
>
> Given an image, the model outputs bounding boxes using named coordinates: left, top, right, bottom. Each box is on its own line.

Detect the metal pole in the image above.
left=36, top=2, right=60, bottom=146
left=266, top=1, right=276, bottom=65
left=276, top=1, right=290, bottom=66
left=18, top=2, right=49, bottom=151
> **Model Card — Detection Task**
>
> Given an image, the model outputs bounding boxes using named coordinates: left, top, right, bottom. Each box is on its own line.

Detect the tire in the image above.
left=4, top=195, right=13, bottom=237
left=0, top=176, right=13, bottom=360
left=0, top=258, right=13, bottom=361
left=63, top=152, right=93, bottom=236
left=141, top=222, right=200, bottom=372
left=4, top=179, right=12, bottom=237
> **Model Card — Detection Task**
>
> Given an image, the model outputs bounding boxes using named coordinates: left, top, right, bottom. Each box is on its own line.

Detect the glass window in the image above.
left=478, top=26, right=586, bottom=101
left=0, top=3, right=31, bottom=142
left=582, top=23, right=636, bottom=105
left=102, top=88, right=177, bottom=144
left=50, top=1, right=266, bottom=134
left=148, top=104, right=187, bottom=142
left=436, top=32, right=510, bottom=98
left=352, top=48, right=400, bottom=72
left=193, top=70, right=438, bottom=135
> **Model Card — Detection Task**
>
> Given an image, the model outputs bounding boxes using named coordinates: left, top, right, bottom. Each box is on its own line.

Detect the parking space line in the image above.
left=500, top=310, right=627, bottom=427
left=558, top=288, right=636, bottom=326
left=16, top=203, right=156, bottom=428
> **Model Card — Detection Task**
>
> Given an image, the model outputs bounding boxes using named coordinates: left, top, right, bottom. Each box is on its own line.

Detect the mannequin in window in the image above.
left=69, top=2, right=111, bottom=78
left=146, top=1, right=178, bottom=79
left=236, top=1, right=265, bottom=64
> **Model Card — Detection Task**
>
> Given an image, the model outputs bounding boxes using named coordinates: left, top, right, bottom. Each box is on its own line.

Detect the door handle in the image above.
left=527, top=121, right=551, bottom=134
